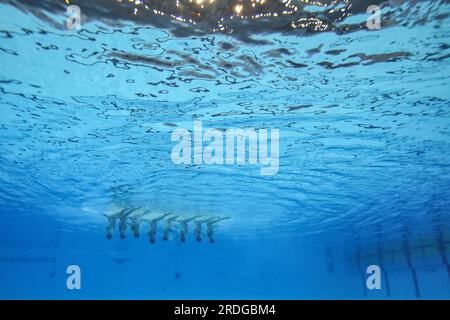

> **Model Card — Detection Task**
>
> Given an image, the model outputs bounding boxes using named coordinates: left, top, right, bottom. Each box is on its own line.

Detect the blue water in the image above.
left=0, top=0, right=449, bottom=299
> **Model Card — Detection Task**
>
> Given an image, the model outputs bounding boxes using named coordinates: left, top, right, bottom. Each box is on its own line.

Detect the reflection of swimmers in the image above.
left=128, top=208, right=146, bottom=238
left=206, top=217, right=230, bottom=243
left=177, top=216, right=203, bottom=243
left=162, top=214, right=179, bottom=241
left=144, top=213, right=173, bottom=244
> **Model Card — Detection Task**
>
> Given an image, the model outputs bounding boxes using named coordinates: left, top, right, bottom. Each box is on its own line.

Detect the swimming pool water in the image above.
left=0, top=0, right=449, bottom=299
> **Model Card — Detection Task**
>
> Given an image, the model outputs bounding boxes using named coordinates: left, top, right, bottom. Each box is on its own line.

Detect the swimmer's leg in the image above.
left=162, top=215, right=179, bottom=241
left=133, top=224, right=140, bottom=238
left=106, top=226, right=113, bottom=240
left=193, top=221, right=203, bottom=242
left=206, top=226, right=215, bottom=244
left=180, top=230, right=187, bottom=243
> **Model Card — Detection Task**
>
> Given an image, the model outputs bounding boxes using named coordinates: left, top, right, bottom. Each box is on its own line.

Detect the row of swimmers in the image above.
left=102, top=208, right=230, bottom=243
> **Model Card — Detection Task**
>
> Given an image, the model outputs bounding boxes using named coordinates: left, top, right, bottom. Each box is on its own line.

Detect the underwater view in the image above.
left=0, top=0, right=449, bottom=300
